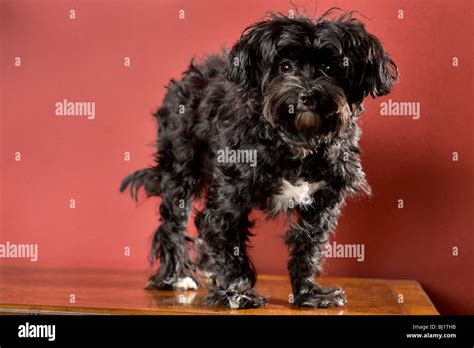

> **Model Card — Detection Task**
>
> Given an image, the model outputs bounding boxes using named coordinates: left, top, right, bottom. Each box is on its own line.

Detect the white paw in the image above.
left=173, top=277, right=198, bottom=290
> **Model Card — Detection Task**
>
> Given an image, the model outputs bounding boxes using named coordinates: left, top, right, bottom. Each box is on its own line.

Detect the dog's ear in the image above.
left=226, top=20, right=278, bottom=91
left=339, top=21, right=398, bottom=101
left=362, top=34, right=398, bottom=98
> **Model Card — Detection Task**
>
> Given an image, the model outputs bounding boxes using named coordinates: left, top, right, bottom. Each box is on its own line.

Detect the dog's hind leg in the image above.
left=146, top=171, right=200, bottom=291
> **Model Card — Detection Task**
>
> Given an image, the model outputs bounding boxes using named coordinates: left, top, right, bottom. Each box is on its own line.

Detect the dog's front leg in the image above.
left=197, top=182, right=267, bottom=309
left=286, top=198, right=347, bottom=308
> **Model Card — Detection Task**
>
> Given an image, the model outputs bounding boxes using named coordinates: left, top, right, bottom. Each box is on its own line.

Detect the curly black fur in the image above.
left=120, top=10, right=397, bottom=309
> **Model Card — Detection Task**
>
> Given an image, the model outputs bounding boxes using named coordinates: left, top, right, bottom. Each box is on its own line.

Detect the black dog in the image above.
left=121, top=10, right=397, bottom=309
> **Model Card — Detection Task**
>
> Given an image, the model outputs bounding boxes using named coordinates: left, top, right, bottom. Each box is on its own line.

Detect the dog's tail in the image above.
left=119, top=168, right=161, bottom=201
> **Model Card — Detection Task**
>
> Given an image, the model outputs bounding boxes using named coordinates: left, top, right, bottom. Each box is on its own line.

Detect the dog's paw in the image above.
left=294, top=286, right=347, bottom=308
left=203, top=287, right=268, bottom=309
left=146, top=274, right=200, bottom=291
left=173, top=276, right=200, bottom=290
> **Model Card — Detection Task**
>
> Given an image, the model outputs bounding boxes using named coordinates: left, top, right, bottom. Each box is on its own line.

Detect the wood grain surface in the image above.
left=0, top=265, right=438, bottom=315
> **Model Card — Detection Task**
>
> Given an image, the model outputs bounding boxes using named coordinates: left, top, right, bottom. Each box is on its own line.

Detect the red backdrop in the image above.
left=1, top=0, right=472, bottom=314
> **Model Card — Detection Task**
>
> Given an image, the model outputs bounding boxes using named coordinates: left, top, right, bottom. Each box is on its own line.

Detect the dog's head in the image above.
left=226, top=11, right=398, bottom=146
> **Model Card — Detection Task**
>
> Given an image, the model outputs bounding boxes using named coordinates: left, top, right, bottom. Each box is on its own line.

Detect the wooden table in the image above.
left=0, top=266, right=438, bottom=315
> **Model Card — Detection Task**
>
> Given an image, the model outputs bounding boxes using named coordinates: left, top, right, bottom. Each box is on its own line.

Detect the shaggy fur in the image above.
left=120, top=10, right=398, bottom=309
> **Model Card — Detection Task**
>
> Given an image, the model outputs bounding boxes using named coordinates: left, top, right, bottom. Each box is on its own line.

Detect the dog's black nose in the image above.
left=298, top=92, right=315, bottom=107
left=299, top=93, right=308, bottom=105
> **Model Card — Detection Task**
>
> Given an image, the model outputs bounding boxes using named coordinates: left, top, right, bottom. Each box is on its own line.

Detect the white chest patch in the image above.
left=271, top=179, right=326, bottom=214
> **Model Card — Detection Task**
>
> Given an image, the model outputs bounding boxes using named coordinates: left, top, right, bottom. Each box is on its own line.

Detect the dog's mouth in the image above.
left=294, top=110, right=321, bottom=131
left=293, top=95, right=352, bottom=136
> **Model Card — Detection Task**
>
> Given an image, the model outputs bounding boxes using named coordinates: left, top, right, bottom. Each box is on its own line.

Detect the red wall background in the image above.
left=1, top=0, right=472, bottom=314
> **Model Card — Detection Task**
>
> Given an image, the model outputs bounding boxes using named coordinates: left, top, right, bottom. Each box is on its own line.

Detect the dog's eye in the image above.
left=280, top=62, right=293, bottom=73
left=321, top=64, right=331, bottom=73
